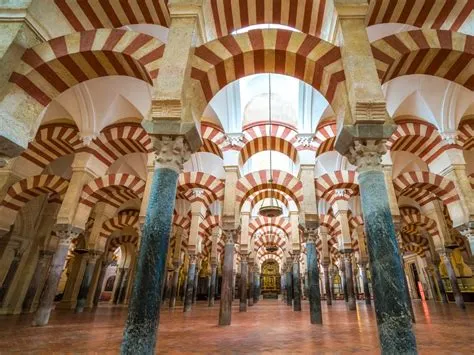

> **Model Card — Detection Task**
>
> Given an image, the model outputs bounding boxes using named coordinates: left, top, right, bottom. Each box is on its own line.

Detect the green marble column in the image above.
left=292, top=253, right=302, bottom=312
left=306, top=232, right=322, bottom=324
left=239, top=255, right=248, bottom=312
left=184, top=256, right=196, bottom=312
left=343, top=252, right=356, bottom=310
left=286, top=270, right=293, bottom=306
left=121, top=136, right=189, bottom=355
left=219, top=231, right=235, bottom=326
left=169, top=262, right=180, bottom=309
left=208, top=263, right=217, bottom=307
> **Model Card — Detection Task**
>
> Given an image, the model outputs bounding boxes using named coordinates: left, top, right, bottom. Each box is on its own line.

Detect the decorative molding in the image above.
left=346, top=140, right=387, bottom=172
left=151, top=136, right=191, bottom=173
left=151, top=100, right=182, bottom=120
left=354, top=102, right=387, bottom=122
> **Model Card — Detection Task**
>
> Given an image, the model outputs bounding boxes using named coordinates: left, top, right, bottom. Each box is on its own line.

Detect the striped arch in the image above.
left=99, top=210, right=140, bottom=239
left=178, top=172, right=225, bottom=204
left=403, top=243, right=426, bottom=258
left=393, top=171, right=460, bottom=205
left=254, top=233, right=287, bottom=250
left=401, top=213, right=439, bottom=241
left=199, top=139, right=223, bottom=159
left=316, top=171, right=359, bottom=199
left=249, top=216, right=292, bottom=236
left=387, top=120, right=456, bottom=163
left=0, top=175, right=69, bottom=217
left=20, top=124, right=82, bottom=169
left=259, top=253, right=283, bottom=265
left=173, top=214, right=191, bottom=231
left=10, top=29, right=165, bottom=107
left=107, top=234, right=139, bottom=252
left=252, top=226, right=290, bottom=244
left=236, top=170, right=303, bottom=209
left=319, top=214, right=342, bottom=238
left=54, top=0, right=170, bottom=31
left=324, top=188, right=358, bottom=206
left=257, top=246, right=284, bottom=261
left=366, top=0, right=472, bottom=32
left=81, top=123, right=152, bottom=166
left=191, top=29, right=345, bottom=109
left=79, top=174, right=146, bottom=209
left=209, top=0, right=336, bottom=39
left=199, top=123, right=229, bottom=155
left=398, top=187, right=438, bottom=206
left=239, top=136, right=299, bottom=166
left=458, top=120, right=474, bottom=151
left=199, top=215, right=220, bottom=237
left=314, top=121, right=336, bottom=156
left=371, top=30, right=473, bottom=90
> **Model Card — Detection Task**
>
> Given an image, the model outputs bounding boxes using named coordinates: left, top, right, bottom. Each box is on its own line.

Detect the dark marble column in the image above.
left=292, top=253, right=302, bottom=312
left=121, top=136, right=189, bottom=355
left=33, top=228, right=79, bottom=326
left=75, top=251, right=100, bottom=313
left=184, top=256, right=196, bottom=312
left=440, top=250, right=465, bottom=309
left=112, top=268, right=124, bottom=304
left=169, top=262, right=180, bottom=309
left=343, top=253, right=356, bottom=310
left=92, top=261, right=109, bottom=308
left=219, top=231, right=235, bottom=326
left=248, top=265, right=254, bottom=307
left=208, top=263, right=217, bottom=306
left=192, top=265, right=199, bottom=304
left=360, top=262, right=371, bottom=305
left=322, top=264, right=332, bottom=305
left=340, top=262, right=348, bottom=302
left=22, top=250, right=53, bottom=313
left=306, top=232, right=322, bottom=324
left=431, top=262, right=448, bottom=303
left=286, top=270, right=293, bottom=306
left=253, top=270, right=260, bottom=303
left=239, top=255, right=248, bottom=312
left=348, top=141, right=417, bottom=354
left=0, top=251, right=22, bottom=305
left=118, top=268, right=130, bottom=304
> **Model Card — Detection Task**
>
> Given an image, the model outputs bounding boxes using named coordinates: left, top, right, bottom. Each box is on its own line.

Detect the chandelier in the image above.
left=259, top=74, right=283, bottom=218
left=265, top=245, right=278, bottom=253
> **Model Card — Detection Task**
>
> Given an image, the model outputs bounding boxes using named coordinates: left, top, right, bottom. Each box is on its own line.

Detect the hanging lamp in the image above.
left=259, top=74, right=283, bottom=218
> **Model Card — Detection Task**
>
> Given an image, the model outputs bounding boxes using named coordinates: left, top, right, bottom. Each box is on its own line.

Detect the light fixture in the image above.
left=265, top=245, right=278, bottom=253
left=259, top=74, right=283, bottom=218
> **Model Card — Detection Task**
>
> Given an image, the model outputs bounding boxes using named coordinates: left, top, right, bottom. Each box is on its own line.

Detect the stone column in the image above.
left=344, top=140, right=417, bottom=353
left=306, top=231, right=322, bottom=324
left=439, top=250, right=465, bottom=309
left=22, top=250, right=54, bottom=313
left=118, top=268, right=131, bottom=304
left=208, top=263, right=217, bottom=307
left=33, top=228, right=79, bottom=326
left=322, top=264, right=332, bottom=305
left=121, top=135, right=191, bottom=354
left=343, top=252, right=356, bottom=310
left=239, top=254, right=248, bottom=312
left=359, top=262, right=371, bottom=305
left=92, top=260, right=109, bottom=308
left=431, top=261, right=448, bottom=303
left=184, top=255, right=197, bottom=312
left=286, top=269, right=293, bottom=306
left=253, top=269, right=260, bottom=303
left=292, top=253, right=302, bottom=312
left=248, top=263, right=254, bottom=307
left=169, top=261, right=180, bottom=309
left=192, top=264, right=200, bottom=304
left=219, top=230, right=235, bottom=326
left=0, top=249, right=22, bottom=306
left=112, top=268, right=124, bottom=304
left=340, top=262, right=348, bottom=302
left=75, top=251, right=100, bottom=313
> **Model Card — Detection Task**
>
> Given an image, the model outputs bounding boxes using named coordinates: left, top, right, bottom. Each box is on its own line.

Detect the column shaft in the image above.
left=0, top=253, right=21, bottom=305
left=169, top=266, right=180, bottom=309
left=219, top=235, right=234, bottom=326
left=360, top=264, right=371, bottom=305
left=358, top=170, right=416, bottom=353
left=92, top=262, right=108, bottom=308
left=184, top=260, right=196, bottom=312
left=323, top=265, right=332, bottom=306
left=75, top=255, right=98, bottom=312
left=441, top=251, right=465, bottom=309
left=286, top=271, right=293, bottom=306
left=253, top=273, right=260, bottom=303
left=248, top=269, right=254, bottom=307
left=292, top=258, right=302, bottom=312
left=433, top=263, right=448, bottom=303
left=307, top=241, right=322, bottom=324
left=239, top=258, right=248, bottom=312
left=22, top=251, right=53, bottom=313
left=192, top=267, right=199, bottom=304
left=209, top=265, right=217, bottom=306
left=344, top=254, right=356, bottom=310
left=121, top=166, right=179, bottom=354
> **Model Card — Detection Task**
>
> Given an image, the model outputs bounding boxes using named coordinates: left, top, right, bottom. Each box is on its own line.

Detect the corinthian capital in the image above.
left=54, top=225, right=81, bottom=245
left=346, top=139, right=386, bottom=172
left=151, top=135, right=191, bottom=173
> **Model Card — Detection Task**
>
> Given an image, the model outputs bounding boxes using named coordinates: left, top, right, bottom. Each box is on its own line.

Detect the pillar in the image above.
left=92, top=261, right=109, bottom=308
left=345, top=140, right=417, bottom=353
left=360, top=262, right=371, bottom=305
left=192, top=264, right=200, bottom=304
left=22, top=250, right=54, bottom=313
left=33, top=228, right=79, bottom=326
left=248, top=264, right=254, bottom=307
left=431, top=261, right=448, bottom=303
left=121, top=135, right=190, bottom=354
left=169, top=262, right=180, bottom=309
left=253, top=269, right=260, bottom=303
left=322, top=264, right=332, bottom=305
left=306, top=231, right=322, bottom=324
left=440, top=250, right=465, bottom=309
left=292, top=253, right=302, bottom=312
left=75, top=251, right=100, bottom=312
left=239, top=254, right=248, bottom=312
left=340, top=262, right=348, bottom=302
left=209, top=263, right=217, bottom=307
left=117, top=268, right=130, bottom=304
left=343, top=253, right=356, bottom=310
left=0, top=250, right=22, bottom=306
left=286, top=269, right=293, bottom=306
left=219, top=231, right=235, bottom=326
left=184, top=255, right=196, bottom=312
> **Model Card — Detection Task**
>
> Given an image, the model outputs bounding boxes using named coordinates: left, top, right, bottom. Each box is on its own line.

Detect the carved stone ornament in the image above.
left=55, top=230, right=80, bottom=245
left=305, top=229, right=318, bottom=243
left=291, top=251, right=301, bottom=263
left=223, top=229, right=236, bottom=245
left=189, top=254, right=198, bottom=264
left=346, top=139, right=387, bottom=172
left=151, top=135, right=191, bottom=173
left=225, top=134, right=243, bottom=148
left=440, top=131, right=458, bottom=145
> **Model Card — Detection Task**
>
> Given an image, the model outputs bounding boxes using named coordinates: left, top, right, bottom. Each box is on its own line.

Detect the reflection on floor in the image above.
left=0, top=300, right=472, bottom=354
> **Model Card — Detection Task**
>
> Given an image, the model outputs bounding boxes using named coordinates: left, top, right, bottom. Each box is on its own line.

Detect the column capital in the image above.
left=290, top=251, right=301, bottom=263
left=54, top=225, right=82, bottom=245
left=188, top=254, right=198, bottom=264
left=304, top=229, right=318, bottom=244
left=346, top=139, right=387, bottom=172
left=223, top=229, right=237, bottom=245
left=150, top=135, right=191, bottom=173
left=239, top=253, right=249, bottom=262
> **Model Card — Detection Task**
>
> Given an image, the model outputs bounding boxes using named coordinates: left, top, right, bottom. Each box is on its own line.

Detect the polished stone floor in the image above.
left=0, top=299, right=472, bottom=354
